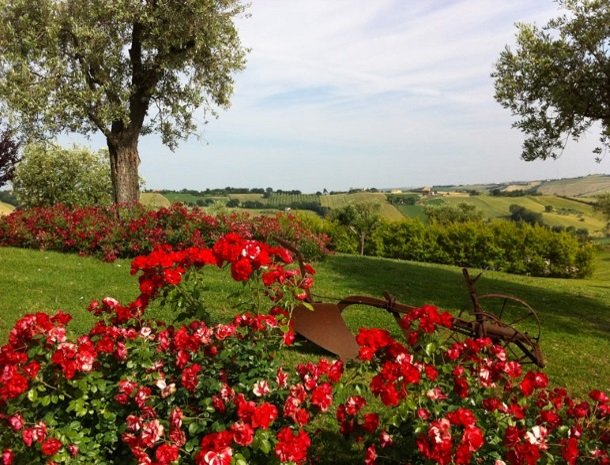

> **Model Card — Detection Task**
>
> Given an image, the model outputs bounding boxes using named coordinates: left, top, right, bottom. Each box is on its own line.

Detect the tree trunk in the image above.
left=107, top=136, right=140, bottom=204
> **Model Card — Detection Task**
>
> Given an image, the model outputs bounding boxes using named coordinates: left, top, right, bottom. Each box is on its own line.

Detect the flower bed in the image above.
left=0, top=235, right=608, bottom=465
left=0, top=203, right=330, bottom=261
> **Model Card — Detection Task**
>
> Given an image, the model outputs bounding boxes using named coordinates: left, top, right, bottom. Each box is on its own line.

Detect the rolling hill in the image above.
left=536, top=174, right=610, bottom=197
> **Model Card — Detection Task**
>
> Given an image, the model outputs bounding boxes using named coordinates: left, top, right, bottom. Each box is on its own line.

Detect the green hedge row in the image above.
left=333, top=218, right=594, bottom=278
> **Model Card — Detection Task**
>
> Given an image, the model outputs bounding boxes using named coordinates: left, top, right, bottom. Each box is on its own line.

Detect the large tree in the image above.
left=492, top=0, right=610, bottom=162
left=0, top=0, right=247, bottom=203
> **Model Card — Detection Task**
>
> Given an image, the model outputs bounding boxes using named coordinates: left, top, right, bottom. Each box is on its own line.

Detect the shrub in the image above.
left=362, top=218, right=594, bottom=278
left=13, top=142, right=113, bottom=207
left=0, top=204, right=330, bottom=262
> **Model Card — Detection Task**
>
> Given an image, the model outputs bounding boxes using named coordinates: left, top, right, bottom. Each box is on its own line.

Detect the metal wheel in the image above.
left=475, top=294, right=543, bottom=367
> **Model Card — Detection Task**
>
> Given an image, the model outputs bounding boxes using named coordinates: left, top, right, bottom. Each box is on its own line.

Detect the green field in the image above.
left=537, top=174, right=610, bottom=197
left=227, top=193, right=264, bottom=201
left=395, top=204, right=427, bottom=221
left=424, top=194, right=606, bottom=233
left=161, top=192, right=229, bottom=204
left=1, top=246, right=608, bottom=397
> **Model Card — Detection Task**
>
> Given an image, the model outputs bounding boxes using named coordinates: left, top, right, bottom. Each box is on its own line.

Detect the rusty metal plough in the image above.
left=279, top=240, right=544, bottom=367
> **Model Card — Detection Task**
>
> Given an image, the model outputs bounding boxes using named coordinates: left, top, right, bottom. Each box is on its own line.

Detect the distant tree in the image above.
left=331, top=203, right=381, bottom=255
left=424, top=202, right=483, bottom=224
left=508, top=204, right=544, bottom=226
left=0, top=1, right=248, bottom=203
left=0, top=123, right=19, bottom=188
left=226, top=199, right=240, bottom=208
left=493, top=0, right=610, bottom=162
left=13, top=143, right=112, bottom=207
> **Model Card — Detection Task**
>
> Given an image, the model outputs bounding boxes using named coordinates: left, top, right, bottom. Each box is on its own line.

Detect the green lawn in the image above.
left=0, top=246, right=608, bottom=397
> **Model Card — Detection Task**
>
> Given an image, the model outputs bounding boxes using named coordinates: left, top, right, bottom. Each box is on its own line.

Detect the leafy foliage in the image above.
left=424, top=203, right=483, bottom=224
left=13, top=143, right=112, bottom=207
left=493, top=0, right=610, bottom=161
left=508, top=204, right=544, bottom=226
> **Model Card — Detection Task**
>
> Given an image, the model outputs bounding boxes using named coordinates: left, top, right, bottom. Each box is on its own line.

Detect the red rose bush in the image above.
left=0, top=234, right=608, bottom=465
left=0, top=203, right=330, bottom=262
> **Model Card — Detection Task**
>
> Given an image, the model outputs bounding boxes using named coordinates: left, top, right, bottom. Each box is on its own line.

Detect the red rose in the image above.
left=311, top=383, right=333, bottom=412
left=252, top=402, right=278, bottom=429
left=41, top=438, right=62, bottom=457
left=155, top=443, right=179, bottom=465
left=362, top=413, right=380, bottom=433
left=230, top=258, right=253, bottom=282
left=181, top=364, right=201, bottom=392
left=274, top=427, right=311, bottom=464
left=231, top=422, right=254, bottom=446
left=2, top=449, right=14, bottom=465
left=8, top=414, right=24, bottom=431
left=562, top=437, right=579, bottom=465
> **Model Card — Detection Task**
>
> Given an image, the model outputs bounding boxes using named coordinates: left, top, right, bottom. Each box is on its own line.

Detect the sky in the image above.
left=67, top=0, right=608, bottom=193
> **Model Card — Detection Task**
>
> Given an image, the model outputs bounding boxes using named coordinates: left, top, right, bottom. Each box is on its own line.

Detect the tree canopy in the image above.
left=492, top=0, right=610, bottom=162
left=0, top=0, right=248, bottom=203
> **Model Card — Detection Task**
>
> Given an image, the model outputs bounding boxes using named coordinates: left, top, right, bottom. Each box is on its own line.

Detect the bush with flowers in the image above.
left=0, top=203, right=330, bottom=262
left=0, top=234, right=608, bottom=465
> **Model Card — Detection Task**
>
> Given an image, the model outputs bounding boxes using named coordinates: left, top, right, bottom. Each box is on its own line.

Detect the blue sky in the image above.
left=69, top=0, right=608, bottom=192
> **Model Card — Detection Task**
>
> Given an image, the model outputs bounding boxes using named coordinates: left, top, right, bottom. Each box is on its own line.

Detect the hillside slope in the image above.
left=320, top=192, right=404, bottom=221
left=424, top=195, right=606, bottom=234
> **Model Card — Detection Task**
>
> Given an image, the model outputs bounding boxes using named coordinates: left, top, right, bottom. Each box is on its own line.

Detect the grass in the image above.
left=0, top=248, right=140, bottom=337
left=1, top=246, right=608, bottom=398
left=0, top=201, right=14, bottom=215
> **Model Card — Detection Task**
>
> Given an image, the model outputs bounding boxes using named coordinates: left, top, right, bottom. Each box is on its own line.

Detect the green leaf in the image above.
left=425, top=342, right=438, bottom=356
left=27, top=388, right=37, bottom=402
left=188, top=422, right=201, bottom=435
